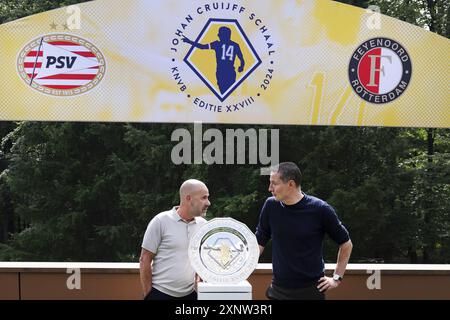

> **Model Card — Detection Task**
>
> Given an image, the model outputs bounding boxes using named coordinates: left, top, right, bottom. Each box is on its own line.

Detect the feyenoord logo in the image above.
left=17, top=34, right=106, bottom=96
left=349, top=38, right=411, bottom=104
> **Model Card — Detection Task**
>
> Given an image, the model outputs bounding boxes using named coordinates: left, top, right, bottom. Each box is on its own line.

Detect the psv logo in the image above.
left=349, top=38, right=411, bottom=104
left=45, top=56, right=77, bottom=68
left=17, top=34, right=106, bottom=96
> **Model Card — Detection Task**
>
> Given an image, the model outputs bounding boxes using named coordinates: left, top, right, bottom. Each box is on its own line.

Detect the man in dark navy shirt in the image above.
left=256, top=162, right=353, bottom=300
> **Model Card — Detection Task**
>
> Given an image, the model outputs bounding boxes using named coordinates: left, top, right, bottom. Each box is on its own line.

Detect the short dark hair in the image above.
left=272, top=162, right=302, bottom=187
left=218, top=26, right=231, bottom=40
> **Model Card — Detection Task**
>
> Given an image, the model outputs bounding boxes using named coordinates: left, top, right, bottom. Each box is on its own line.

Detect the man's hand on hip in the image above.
left=317, top=276, right=340, bottom=292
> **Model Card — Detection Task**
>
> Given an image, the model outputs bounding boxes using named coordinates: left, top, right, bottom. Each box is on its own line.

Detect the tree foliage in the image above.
left=0, top=0, right=89, bottom=24
left=0, top=1, right=448, bottom=263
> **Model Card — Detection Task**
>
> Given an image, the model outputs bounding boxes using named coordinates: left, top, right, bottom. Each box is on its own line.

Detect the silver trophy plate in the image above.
left=189, top=217, right=259, bottom=284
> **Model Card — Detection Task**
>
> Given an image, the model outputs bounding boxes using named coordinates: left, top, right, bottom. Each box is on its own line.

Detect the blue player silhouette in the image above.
left=183, top=26, right=245, bottom=94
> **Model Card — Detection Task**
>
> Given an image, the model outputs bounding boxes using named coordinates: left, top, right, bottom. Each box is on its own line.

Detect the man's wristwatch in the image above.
left=333, top=274, right=343, bottom=282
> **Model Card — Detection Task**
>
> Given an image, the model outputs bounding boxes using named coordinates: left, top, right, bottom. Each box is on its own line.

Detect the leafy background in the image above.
left=0, top=0, right=448, bottom=263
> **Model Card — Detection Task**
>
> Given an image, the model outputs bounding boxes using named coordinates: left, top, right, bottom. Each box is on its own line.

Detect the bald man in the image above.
left=139, top=179, right=210, bottom=300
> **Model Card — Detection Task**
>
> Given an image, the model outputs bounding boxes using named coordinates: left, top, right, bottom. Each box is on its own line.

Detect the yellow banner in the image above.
left=0, top=0, right=448, bottom=127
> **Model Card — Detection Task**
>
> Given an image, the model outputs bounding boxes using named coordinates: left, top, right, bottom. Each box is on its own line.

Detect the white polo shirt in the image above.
left=141, top=207, right=207, bottom=297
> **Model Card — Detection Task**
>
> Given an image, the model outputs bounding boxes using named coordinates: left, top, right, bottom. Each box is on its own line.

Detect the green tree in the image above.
left=373, top=0, right=449, bottom=36
left=1, top=122, right=187, bottom=260
left=0, top=0, right=89, bottom=24
left=371, top=0, right=450, bottom=262
left=0, top=0, right=448, bottom=265
left=0, top=122, right=17, bottom=243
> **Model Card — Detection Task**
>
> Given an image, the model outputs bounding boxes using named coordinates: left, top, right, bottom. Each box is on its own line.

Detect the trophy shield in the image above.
left=188, top=217, right=259, bottom=285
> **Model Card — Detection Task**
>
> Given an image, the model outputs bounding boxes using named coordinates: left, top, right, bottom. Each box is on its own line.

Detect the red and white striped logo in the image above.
left=17, top=34, right=106, bottom=96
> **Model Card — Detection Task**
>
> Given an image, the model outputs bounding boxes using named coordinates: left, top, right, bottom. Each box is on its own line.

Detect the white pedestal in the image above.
left=197, top=280, right=252, bottom=300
